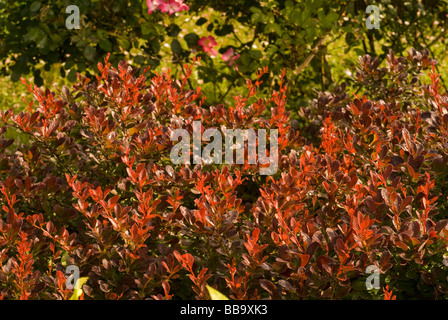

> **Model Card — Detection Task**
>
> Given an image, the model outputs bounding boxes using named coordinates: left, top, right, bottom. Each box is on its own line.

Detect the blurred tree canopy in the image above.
left=0, top=0, right=447, bottom=109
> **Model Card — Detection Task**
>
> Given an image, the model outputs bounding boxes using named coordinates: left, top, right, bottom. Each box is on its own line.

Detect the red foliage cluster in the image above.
left=0, top=50, right=447, bottom=300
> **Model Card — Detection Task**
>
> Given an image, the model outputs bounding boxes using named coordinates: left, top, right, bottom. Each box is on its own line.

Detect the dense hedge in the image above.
left=0, top=48, right=447, bottom=300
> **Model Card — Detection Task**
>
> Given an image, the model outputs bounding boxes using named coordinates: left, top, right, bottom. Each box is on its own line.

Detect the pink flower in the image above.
left=146, top=0, right=189, bottom=15
left=221, top=48, right=241, bottom=67
left=146, top=0, right=161, bottom=14
left=178, top=2, right=189, bottom=12
left=159, top=0, right=189, bottom=15
left=198, top=36, right=218, bottom=56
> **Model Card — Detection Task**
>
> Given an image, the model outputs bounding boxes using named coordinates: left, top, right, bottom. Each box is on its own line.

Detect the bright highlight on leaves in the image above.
left=206, top=285, right=229, bottom=300
left=69, top=277, right=89, bottom=300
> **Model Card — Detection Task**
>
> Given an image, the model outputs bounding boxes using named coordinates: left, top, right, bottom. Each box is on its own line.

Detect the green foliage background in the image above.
left=1, top=0, right=447, bottom=112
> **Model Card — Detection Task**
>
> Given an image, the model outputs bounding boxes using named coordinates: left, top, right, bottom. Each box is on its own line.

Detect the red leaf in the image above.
left=259, top=279, right=277, bottom=294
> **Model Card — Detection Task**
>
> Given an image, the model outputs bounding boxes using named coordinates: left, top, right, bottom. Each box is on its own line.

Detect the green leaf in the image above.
left=118, top=38, right=130, bottom=51
left=11, top=71, right=21, bottom=82
left=196, top=17, right=207, bottom=26
left=84, top=46, right=96, bottom=61
left=206, top=285, right=229, bottom=300
left=290, top=8, right=302, bottom=25
left=264, top=23, right=282, bottom=36
left=184, top=33, right=200, bottom=48
left=249, top=6, right=262, bottom=14
left=266, top=45, right=278, bottom=55
left=61, top=253, right=69, bottom=267
left=285, top=0, right=295, bottom=9
left=69, top=277, right=89, bottom=300
left=134, top=55, right=145, bottom=65
left=64, top=58, right=75, bottom=70
left=50, top=33, right=62, bottom=45
left=78, top=62, right=87, bottom=73
left=67, top=68, right=77, bottom=82
left=30, top=2, right=41, bottom=12
left=28, top=27, right=45, bottom=42
left=99, top=38, right=112, bottom=52
left=112, top=1, right=121, bottom=12
left=215, top=24, right=233, bottom=36
left=13, top=55, right=28, bottom=74
left=149, top=38, right=161, bottom=53
left=171, top=39, right=182, bottom=56
left=37, top=36, right=48, bottom=51
left=167, top=23, right=181, bottom=37
left=317, top=8, right=326, bottom=24
left=325, top=11, right=340, bottom=28
left=239, top=52, right=251, bottom=66
left=345, top=32, right=355, bottom=45
left=327, top=11, right=339, bottom=24
left=141, top=23, right=153, bottom=36
left=251, top=12, right=262, bottom=24
left=206, top=23, right=214, bottom=32
left=354, top=48, right=365, bottom=56
left=249, top=50, right=262, bottom=60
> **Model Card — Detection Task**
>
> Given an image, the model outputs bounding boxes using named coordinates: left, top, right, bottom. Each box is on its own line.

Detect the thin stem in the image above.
left=178, top=56, right=193, bottom=91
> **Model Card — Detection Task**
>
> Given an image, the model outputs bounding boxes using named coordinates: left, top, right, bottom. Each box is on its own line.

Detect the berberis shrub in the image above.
left=1, top=49, right=448, bottom=300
